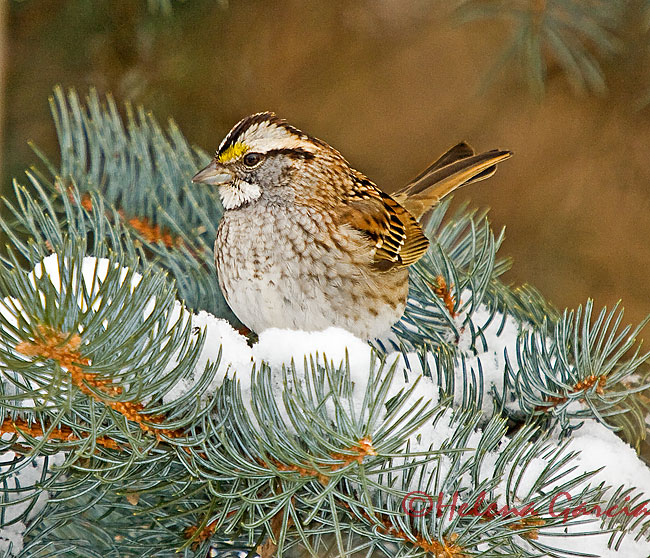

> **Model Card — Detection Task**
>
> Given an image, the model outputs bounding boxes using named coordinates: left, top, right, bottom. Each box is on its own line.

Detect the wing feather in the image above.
left=336, top=177, right=429, bottom=271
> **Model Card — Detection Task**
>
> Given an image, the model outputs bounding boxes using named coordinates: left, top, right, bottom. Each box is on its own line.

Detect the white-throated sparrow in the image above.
left=193, top=113, right=511, bottom=340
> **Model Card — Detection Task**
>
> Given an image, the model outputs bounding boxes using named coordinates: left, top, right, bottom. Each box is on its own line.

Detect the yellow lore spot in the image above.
left=218, top=142, right=249, bottom=163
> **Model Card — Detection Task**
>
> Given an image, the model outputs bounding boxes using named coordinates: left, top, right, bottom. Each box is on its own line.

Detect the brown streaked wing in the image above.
left=335, top=179, right=430, bottom=271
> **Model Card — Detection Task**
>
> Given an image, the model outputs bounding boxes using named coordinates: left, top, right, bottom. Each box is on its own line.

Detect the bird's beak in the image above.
left=192, top=161, right=233, bottom=185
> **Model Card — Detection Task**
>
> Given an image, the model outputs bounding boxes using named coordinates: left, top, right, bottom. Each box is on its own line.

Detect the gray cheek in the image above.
left=259, top=160, right=290, bottom=186
left=254, top=162, right=296, bottom=203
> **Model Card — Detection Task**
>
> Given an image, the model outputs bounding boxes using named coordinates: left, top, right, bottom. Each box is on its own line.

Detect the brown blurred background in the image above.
left=2, top=0, right=650, bottom=325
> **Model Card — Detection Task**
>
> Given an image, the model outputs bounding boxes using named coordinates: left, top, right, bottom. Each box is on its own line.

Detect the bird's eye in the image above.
left=243, top=152, right=263, bottom=167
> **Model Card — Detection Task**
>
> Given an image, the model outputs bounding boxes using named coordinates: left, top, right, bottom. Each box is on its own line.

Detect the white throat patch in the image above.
left=219, top=181, right=262, bottom=210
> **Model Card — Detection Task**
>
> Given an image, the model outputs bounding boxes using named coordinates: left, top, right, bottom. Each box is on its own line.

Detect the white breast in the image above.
left=215, top=203, right=407, bottom=340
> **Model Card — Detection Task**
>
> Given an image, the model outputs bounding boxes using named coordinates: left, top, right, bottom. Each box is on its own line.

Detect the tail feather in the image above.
left=394, top=143, right=512, bottom=221
left=406, top=141, right=476, bottom=185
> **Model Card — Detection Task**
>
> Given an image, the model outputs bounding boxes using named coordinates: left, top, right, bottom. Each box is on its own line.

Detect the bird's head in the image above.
left=192, top=112, right=345, bottom=210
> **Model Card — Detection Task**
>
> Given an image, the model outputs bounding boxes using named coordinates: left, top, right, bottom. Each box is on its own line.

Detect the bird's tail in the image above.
left=393, top=142, right=512, bottom=221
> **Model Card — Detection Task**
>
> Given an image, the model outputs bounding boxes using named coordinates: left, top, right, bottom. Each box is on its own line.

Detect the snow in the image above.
left=567, top=420, right=650, bottom=492
left=3, top=255, right=650, bottom=556
left=534, top=420, right=650, bottom=557
left=162, top=310, right=253, bottom=404
left=0, top=526, right=24, bottom=556
left=454, top=299, right=525, bottom=415
left=539, top=529, right=650, bottom=558
left=29, top=254, right=143, bottom=292
left=169, top=301, right=650, bottom=556
left=252, top=327, right=372, bottom=377
left=0, top=452, right=66, bottom=556
left=0, top=297, right=24, bottom=330
left=0, top=256, right=150, bottom=411
left=0, top=254, right=149, bottom=336
left=28, top=254, right=145, bottom=313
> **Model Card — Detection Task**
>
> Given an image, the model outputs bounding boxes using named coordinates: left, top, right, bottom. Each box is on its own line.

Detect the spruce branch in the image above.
left=0, top=238, right=220, bottom=460
left=456, top=0, right=628, bottom=95
left=392, top=202, right=507, bottom=351
left=510, top=300, right=650, bottom=430
left=0, top=88, right=649, bottom=557
left=30, top=86, right=237, bottom=323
